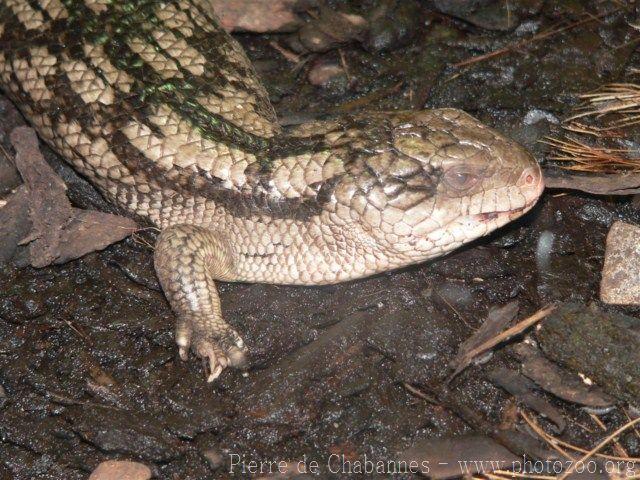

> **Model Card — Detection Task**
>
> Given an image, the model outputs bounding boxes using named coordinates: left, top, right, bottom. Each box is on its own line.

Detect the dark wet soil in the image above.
left=1, top=1, right=639, bottom=479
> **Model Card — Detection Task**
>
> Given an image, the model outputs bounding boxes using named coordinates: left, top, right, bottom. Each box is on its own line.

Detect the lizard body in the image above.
left=0, top=0, right=544, bottom=380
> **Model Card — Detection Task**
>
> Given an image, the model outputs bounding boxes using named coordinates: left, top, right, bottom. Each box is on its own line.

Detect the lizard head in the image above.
left=334, top=108, right=544, bottom=268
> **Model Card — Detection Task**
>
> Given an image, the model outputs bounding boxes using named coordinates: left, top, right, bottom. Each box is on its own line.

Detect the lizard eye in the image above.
left=443, top=167, right=479, bottom=191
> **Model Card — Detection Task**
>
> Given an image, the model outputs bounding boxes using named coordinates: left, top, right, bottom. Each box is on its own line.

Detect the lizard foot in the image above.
left=154, top=224, right=248, bottom=382
left=177, top=325, right=248, bottom=382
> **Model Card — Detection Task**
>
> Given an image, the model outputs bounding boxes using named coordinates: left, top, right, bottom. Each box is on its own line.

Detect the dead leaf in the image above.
left=487, top=367, right=566, bottom=433
left=449, top=301, right=519, bottom=378
left=399, top=434, right=520, bottom=479
left=9, top=127, right=137, bottom=267
left=449, top=304, right=556, bottom=380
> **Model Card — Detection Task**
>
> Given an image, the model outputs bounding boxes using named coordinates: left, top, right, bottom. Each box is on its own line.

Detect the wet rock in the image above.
left=0, top=408, right=67, bottom=456
left=234, top=311, right=374, bottom=442
left=0, top=383, right=6, bottom=409
left=160, top=381, right=231, bottom=439
left=523, top=109, right=559, bottom=126
left=430, top=247, right=515, bottom=279
left=72, top=407, right=183, bottom=462
left=364, top=0, right=422, bottom=52
left=432, top=0, right=544, bottom=31
left=601, top=221, right=640, bottom=305
left=89, top=460, right=151, bottom=480
left=576, top=203, right=615, bottom=226
left=433, top=282, right=474, bottom=308
left=536, top=303, right=640, bottom=404
left=232, top=296, right=454, bottom=445
left=542, top=0, right=587, bottom=18
left=430, top=15, right=636, bottom=113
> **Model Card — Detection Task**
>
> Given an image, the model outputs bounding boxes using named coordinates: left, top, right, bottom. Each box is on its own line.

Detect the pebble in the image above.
left=600, top=221, right=640, bottom=305
left=576, top=202, right=615, bottom=226
left=201, top=449, right=224, bottom=470
left=307, top=60, right=346, bottom=87
left=206, top=0, right=303, bottom=33
left=89, top=460, right=151, bottom=480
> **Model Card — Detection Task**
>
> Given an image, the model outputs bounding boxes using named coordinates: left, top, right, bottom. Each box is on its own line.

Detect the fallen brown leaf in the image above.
left=9, top=126, right=137, bottom=267
left=487, top=367, right=566, bottom=433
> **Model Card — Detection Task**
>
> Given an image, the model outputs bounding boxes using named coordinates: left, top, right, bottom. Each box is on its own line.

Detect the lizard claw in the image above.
left=195, top=340, right=229, bottom=382
left=177, top=327, right=248, bottom=381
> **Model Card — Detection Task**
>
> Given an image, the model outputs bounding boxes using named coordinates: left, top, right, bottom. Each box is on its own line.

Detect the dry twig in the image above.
left=520, top=411, right=574, bottom=460
left=449, top=305, right=555, bottom=380
left=589, top=413, right=629, bottom=458
left=521, top=411, right=640, bottom=463
left=544, top=81, right=640, bottom=174
left=453, top=10, right=615, bottom=69
left=557, top=416, right=640, bottom=480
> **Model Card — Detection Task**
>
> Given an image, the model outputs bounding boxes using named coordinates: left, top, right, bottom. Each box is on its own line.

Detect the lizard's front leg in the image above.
left=154, top=224, right=248, bottom=382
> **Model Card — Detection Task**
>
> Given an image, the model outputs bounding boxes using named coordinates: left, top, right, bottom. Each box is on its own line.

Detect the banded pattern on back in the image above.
left=0, top=0, right=347, bottom=224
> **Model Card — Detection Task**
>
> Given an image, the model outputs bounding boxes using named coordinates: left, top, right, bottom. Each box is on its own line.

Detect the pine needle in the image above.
left=542, top=136, right=640, bottom=173
left=567, top=83, right=640, bottom=128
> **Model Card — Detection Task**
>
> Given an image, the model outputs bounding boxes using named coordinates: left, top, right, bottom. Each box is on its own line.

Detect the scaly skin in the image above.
left=0, top=0, right=544, bottom=381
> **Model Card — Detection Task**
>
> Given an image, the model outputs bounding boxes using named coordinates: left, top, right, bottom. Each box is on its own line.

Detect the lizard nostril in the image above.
left=519, top=167, right=539, bottom=188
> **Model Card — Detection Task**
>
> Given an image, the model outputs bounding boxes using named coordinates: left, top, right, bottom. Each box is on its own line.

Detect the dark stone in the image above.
left=365, top=0, right=422, bottom=52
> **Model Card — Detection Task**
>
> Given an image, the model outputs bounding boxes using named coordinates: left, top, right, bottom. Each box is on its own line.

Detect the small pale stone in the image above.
left=600, top=221, right=640, bottom=305
left=201, top=449, right=224, bottom=470
left=205, top=0, right=302, bottom=32
left=89, top=460, right=151, bottom=480
left=308, top=62, right=345, bottom=87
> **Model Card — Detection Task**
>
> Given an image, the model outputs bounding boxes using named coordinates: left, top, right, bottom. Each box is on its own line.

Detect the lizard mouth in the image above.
left=476, top=204, right=526, bottom=222
left=474, top=194, right=540, bottom=223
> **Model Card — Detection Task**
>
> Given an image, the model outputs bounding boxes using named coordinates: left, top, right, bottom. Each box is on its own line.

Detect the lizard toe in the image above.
left=194, top=340, right=229, bottom=382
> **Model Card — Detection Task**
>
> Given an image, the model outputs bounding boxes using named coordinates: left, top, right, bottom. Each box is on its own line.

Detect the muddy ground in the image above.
left=1, top=1, right=639, bottom=479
